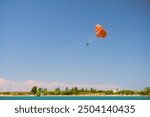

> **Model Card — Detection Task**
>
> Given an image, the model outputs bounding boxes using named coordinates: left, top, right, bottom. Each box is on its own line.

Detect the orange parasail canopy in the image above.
left=95, top=24, right=107, bottom=38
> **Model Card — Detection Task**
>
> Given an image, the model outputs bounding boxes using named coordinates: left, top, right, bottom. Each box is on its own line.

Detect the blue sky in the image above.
left=0, top=0, right=150, bottom=90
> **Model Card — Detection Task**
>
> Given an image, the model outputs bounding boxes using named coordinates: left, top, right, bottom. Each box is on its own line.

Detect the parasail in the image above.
left=95, top=24, right=107, bottom=38
left=86, top=24, right=107, bottom=46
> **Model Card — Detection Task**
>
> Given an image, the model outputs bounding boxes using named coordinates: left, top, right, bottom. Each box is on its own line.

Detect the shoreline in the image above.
left=0, top=94, right=148, bottom=97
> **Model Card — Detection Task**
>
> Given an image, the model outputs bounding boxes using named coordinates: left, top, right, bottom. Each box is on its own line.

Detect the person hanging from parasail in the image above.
left=87, top=24, right=107, bottom=46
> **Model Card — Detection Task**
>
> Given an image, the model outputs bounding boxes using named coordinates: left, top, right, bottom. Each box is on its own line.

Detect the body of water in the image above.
left=0, top=96, right=150, bottom=100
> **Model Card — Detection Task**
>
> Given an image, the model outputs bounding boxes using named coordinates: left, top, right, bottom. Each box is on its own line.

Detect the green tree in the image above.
left=38, top=88, right=43, bottom=93
left=105, top=90, right=113, bottom=95
left=90, top=88, right=96, bottom=93
left=43, top=88, right=48, bottom=95
left=31, top=86, right=37, bottom=94
left=70, top=87, right=79, bottom=95
left=65, top=87, right=69, bottom=91
left=36, top=90, right=41, bottom=96
left=142, top=87, right=150, bottom=95
left=80, top=88, right=85, bottom=92
left=54, top=88, right=61, bottom=95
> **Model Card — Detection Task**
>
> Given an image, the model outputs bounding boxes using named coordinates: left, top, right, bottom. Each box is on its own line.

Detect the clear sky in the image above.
left=0, top=0, right=150, bottom=91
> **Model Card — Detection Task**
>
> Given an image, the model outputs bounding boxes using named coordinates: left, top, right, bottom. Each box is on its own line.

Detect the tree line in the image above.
left=0, top=87, right=150, bottom=96
left=30, top=86, right=150, bottom=96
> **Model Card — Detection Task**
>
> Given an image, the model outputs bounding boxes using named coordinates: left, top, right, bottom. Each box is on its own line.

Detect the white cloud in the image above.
left=0, top=78, right=119, bottom=91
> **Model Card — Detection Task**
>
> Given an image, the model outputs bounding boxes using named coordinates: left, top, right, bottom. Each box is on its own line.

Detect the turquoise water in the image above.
left=0, top=96, right=150, bottom=100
